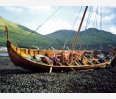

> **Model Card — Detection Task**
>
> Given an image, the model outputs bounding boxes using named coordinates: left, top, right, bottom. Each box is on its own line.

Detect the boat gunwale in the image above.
left=7, top=40, right=111, bottom=69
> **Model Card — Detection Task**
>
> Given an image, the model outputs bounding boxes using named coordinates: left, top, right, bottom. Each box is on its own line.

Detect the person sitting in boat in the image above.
left=97, top=53, right=106, bottom=63
left=41, top=56, right=48, bottom=64
left=33, top=54, right=42, bottom=62
left=53, top=54, right=57, bottom=66
left=32, top=54, right=52, bottom=64
left=44, top=53, right=53, bottom=65
left=60, top=51, right=66, bottom=65
left=72, top=53, right=77, bottom=65
left=69, top=52, right=74, bottom=65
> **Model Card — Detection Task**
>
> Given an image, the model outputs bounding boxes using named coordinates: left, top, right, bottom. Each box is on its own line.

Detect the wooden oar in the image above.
left=70, top=67, right=77, bottom=73
left=83, top=56, right=94, bottom=65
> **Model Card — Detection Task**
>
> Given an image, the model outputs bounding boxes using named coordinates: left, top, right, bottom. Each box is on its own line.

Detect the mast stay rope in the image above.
left=62, top=6, right=83, bottom=50
left=71, top=6, right=88, bottom=50
left=32, top=6, right=62, bottom=33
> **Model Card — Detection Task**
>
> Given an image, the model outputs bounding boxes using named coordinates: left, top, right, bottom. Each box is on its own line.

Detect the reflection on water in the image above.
left=0, top=53, right=8, bottom=56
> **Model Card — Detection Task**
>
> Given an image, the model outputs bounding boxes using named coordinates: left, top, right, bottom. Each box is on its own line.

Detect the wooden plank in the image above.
left=49, top=66, right=53, bottom=73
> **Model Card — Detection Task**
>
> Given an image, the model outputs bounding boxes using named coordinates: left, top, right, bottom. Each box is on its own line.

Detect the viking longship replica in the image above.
left=5, top=6, right=114, bottom=72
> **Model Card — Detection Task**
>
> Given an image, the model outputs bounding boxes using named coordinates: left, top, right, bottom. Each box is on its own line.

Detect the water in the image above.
left=0, top=53, right=8, bottom=57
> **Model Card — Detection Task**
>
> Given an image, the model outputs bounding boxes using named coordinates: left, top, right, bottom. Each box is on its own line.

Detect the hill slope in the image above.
left=0, top=16, right=54, bottom=49
left=46, top=28, right=116, bottom=50
left=0, top=16, right=116, bottom=50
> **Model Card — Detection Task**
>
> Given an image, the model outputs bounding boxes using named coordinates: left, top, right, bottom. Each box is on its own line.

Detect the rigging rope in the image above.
left=32, top=6, right=62, bottom=33
left=25, top=6, right=62, bottom=49
left=99, top=6, right=103, bottom=51
left=62, top=6, right=83, bottom=50
left=71, top=7, right=83, bottom=30
left=77, top=7, right=93, bottom=50
left=79, top=6, right=93, bottom=50
left=71, top=6, right=88, bottom=50
left=84, top=7, right=99, bottom=50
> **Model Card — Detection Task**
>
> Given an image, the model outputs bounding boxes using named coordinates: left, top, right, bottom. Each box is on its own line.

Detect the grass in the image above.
left=0, top=50, right=7, bottom=53
left=0, top=17, right=116, bottom=50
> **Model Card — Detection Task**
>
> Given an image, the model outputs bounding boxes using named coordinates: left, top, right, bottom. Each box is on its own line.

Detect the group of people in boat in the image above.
left=23, top=50, right=113, bottom=66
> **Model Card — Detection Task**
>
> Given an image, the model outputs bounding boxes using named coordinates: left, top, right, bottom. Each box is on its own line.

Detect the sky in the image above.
left=0, top=6, right=116, bottom=35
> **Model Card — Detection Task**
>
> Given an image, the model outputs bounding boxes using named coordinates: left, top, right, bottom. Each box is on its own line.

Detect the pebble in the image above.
left=0, top=56, right=116, bottom=93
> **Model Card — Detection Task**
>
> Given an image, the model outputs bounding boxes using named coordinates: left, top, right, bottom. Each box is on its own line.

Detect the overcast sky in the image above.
left=0, top=6, right=116, bottom=35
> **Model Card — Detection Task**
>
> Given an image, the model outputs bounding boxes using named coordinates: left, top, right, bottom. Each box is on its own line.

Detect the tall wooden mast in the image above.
left=72, top=6, right=88, bottom=50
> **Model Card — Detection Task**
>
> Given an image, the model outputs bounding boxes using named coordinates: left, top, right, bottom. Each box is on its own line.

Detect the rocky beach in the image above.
left=0, top=56, right=116, bottom=93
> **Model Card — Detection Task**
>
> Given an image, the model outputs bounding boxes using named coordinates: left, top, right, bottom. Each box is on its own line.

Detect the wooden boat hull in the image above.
left=7, top=40, right=110, bottom=72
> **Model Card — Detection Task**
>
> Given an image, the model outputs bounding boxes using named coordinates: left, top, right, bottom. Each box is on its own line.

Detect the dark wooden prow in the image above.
left=4, top=25, right=9, bottom=40
left=72, top=6, right=88, bottom=50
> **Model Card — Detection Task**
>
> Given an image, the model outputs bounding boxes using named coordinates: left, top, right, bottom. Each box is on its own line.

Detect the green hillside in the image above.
left=0, top=16, right=116, bottom=51
left=0, top=16, right=55, bottom=49
left=46, top=28, right=116, bottom=50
